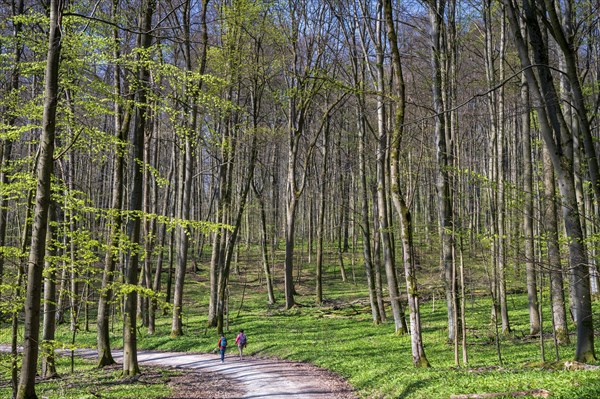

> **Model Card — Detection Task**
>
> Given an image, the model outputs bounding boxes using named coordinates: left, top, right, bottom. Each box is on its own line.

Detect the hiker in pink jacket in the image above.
left=235, top=329, right=247, bottom=360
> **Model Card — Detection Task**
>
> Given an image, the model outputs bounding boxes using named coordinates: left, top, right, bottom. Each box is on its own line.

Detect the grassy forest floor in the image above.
left=1, top=247, right=600, bottom=398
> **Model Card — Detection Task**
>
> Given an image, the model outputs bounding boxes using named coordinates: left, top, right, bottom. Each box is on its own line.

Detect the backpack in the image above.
left=239, top=334, right=247, bottom=346
left=220, top=337, right=227, bottom=348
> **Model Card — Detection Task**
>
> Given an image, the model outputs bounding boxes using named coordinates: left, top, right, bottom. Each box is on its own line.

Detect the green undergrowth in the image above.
left=0, top=353, right=174, bottom=399
left=1, top=257, right=600, bottom=398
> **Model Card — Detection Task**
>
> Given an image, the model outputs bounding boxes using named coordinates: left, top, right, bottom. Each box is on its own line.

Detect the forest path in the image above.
left=74, top=348, right=357, bottom=399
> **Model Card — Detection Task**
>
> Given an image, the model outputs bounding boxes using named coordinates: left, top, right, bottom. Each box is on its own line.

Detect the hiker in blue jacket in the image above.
left=217, top=334, right=227, bottom=362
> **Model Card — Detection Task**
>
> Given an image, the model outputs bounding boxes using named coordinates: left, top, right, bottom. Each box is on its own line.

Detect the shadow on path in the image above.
left=90, top=348, right=355, bottom=399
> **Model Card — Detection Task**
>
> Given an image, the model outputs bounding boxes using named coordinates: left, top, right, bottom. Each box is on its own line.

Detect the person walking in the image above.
left=235, top=329, right=247, bottom=360
left=217, top=334, right=227, bottom=362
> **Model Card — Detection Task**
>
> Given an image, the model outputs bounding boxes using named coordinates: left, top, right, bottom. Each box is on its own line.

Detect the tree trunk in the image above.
left=542, top=144, right=569, bottom=344
left=253, top=181, right=275, bottom=304
left=16, top=0, right=63, bottom=395
left=358, top=83, right=380, bottom=324
left=97, top=1, right=131, bottom=364
left=139, top=122, right=156, bottom=327
left=503, top=0, right=595, bottom=362
left=149, top=150, right=175, bottom=334
left=284, top=194, right=298, bottom=308
left=521, top=61, right=540, bottom=335
left=384, top=0, right=429, bottom=366
left=484, top=1, right=510, bottom=334
left=375, top=2, right=406, bottom=334
left=315, top=114, right=329, bottom=304
left=13, top=190, right=33, bottom=397
left=372, top=184, right=386, bottom=322
left=123, top=0, right=155, bottom=376
left=171, top=130, right=193, bottom=336
left=41, top=203, right=58, bottom=378
left=427, top=0, right=458, bottom=343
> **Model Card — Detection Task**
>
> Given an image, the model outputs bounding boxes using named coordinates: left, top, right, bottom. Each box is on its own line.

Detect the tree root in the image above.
left=564, top=361, right=600, bottom=370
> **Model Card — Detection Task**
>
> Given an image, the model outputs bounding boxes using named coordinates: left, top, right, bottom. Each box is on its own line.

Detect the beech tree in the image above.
left=503, top=0, right=595, bottom=362
left=96, top=0, right=131, bottom=366
left=122, top=0, right=156, bottom=376
left=17, top=0, right=64, bottom=396
left=384, top=0, right=429, bottom=367
left=423, top=0, right=460, bottom=344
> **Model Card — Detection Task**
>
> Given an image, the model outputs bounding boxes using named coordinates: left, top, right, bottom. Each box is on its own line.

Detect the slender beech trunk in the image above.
left=247, top=47, right=271, bottom=302
left=208, top=122, right=229, bottom=327
left=171, top=116, right=194, bottom=336
left=139, top=122, right=155, bottom=327
left=542, top=145, right=569, bottom=344
left=13, top=190, right=33, bottom=397
left=208, top=219, right=223, bottom=326
left=358, top=83, right=380, bottom=324
left=315, top=114, right=329, bottom=304
left=211, top=107, right=235, bottom=330
left=284, top=93, right=301, bottom=308
left=149, top=151, right=175, bottom=333
left=253, top=180, right=275, bottom=304
left=16, top=0, right=63, bottom=396
left=497, top=8, right=510, bottom=335
left=521, top=63, right=540, bottom=335
left=172, top=0, right=194, bottom=337
left=375, top=2, right=406, bottom=333
left=383, top=0, right=429, bottom=366
left=427, top=0, right=458, bottom=343
left=484, top=1, right=510, bottom=334
left=447, top=0, right=465, bottom=364
left=123, top=0, right=155, bottom=376
left=63, top=159, right=78, bottom=335
left=41, top=203, right=58, bottom=378
left=372, top=184, right=386, bottom=322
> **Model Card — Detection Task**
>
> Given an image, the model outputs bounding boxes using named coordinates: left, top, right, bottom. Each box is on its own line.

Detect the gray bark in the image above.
left=375, top=2, right=406, bottom=333
left=315, top=115, right=329, bottom=304
left=96, top=0, right=130, bottom=363
left=123, top=0, right=155, bottom=376
left=41, top=203, right=58, bottom=378
left=16, top=0, right=63, bottom=395
left=503, top=0, right=595, bottom=362
left=542, top=145, right=569, bottom=345
left=358, top=89, right=380, bottom=324
left=521, top=69, right=540, bottom=335
left=384, top=0, right=429, bottom=366
left=253, top=179, right=275, bottom=304
left=427, top=0, right=458, bottom=343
